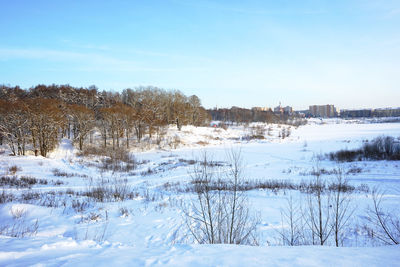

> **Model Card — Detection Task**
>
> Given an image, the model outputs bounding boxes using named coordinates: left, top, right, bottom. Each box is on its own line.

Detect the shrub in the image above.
left=8, top=165, right=21, bottom=175
left=183, top=150, right=259, bottom=245
left=79, top=146, right=138, bottom=173
left=71, top=199, right=90, bottom=213
left=170, top=135, right=181, bottom=149
left=119, top=207, right=129, bottom=217
left=52, top=168, right=74, bottom=177
left=83, top=177, right=135, bottom=202
left=329, top=135, right=400, bottom=162
left=140, top=167, right=154, bottom=176
left=165, top=178, right=368, bottom=194
left=0, top=176, right=47, bottom=188
left=0, top=208, right=39, bottom=238
left=179, top=158, right=197, bottom=165
left=100, top=148, right=137, bottom=173
left=366, top=189, right=400, bottom=245
left=0, top=190, right=15, bottom=204
left=20, top=191, right=41, bottom=202
left=329, top=149, right=362, bottom=162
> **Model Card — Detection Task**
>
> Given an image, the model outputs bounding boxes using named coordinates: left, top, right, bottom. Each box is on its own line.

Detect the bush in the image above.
left=82, top=177, right=135, bottom=202
left=100, top=148, right=137, bottom=173
left=20, top=191, right=41, bottom=202
left=179, top=158, right=197, bottom=165
left=81, top=147, right=138, bottom=173
left=329, top=135, right=400, bottom=162
left=78, top=146, right=106, bottom=157
left=183, top=150, right=259, bottom=245
left=8, top=165, right=21, bottom=175
left=175, top=178, right=367, bottom=194
left=52, top=168, right=74, bottom=177
left=0, top=208, right=39, bottom=238
left=140, top=167, right=154, bottom=176
left=366, top=189, right=400, bottom=245
left=329, top=149, right=362, bottom=162
left=71, top=199, right=91, bottom=213
left=0, top=176, right=48, bottom=188
left=0, top=190, right=15, bottom=204
left=363, top=136, right=400, bottom=160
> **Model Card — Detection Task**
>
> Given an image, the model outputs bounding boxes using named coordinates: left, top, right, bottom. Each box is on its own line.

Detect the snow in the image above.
left=48, top=138, right=77, bottom=161
left=0, top=240, right=399, bottom=266
left=1, top=119, right=400, bottom=266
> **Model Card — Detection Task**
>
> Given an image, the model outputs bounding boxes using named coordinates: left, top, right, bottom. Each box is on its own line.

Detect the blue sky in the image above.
left=0, top=0, right=399, bottom=110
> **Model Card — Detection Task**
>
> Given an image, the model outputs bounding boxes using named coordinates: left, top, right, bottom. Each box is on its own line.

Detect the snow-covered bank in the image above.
left=1, top=237, right=399, bottom=267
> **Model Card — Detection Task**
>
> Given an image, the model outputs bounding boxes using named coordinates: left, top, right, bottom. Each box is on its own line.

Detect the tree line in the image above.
left=208, top=106, right=304, bottom=124
left=209, top=106, right=277, bottom=124
left=0, top=84, right=210, bottom=156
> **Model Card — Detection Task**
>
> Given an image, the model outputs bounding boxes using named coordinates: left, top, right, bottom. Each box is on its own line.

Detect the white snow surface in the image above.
left=1, top=119, right=400, bottom=266
left=1, top=240, right=399, bottom=266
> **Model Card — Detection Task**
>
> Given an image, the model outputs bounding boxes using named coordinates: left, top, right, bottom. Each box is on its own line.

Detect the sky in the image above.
left=0, top=0, right=399, bottom=110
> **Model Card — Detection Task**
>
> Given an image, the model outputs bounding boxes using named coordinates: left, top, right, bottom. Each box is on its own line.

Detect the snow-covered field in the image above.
left=1, top=119, right=400, bottom=266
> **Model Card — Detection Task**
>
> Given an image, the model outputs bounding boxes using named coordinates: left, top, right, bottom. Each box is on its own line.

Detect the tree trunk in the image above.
left=126, top=129, right=130, bottom=149
left=79, top=136, right=83, bottom=150
left=103, top=128, right=107, bottom=148
left=9, top=137, right=16, bottom=156
left=176, top=117, right=181, bottom=131
left=112, top=129, right=115, bottom=150
left=116, top=128, right=120, bottom=148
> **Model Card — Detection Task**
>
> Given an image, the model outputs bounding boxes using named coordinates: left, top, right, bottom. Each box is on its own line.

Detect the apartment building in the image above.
left=309, top=104, right=336, bottom=118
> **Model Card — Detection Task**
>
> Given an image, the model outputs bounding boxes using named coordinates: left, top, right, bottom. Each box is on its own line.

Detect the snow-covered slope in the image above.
left=1, top=239, right=399, bottom=266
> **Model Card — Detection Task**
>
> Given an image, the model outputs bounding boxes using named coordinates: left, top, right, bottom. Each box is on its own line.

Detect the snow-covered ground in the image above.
left=1, top=119, right=400, bottom=266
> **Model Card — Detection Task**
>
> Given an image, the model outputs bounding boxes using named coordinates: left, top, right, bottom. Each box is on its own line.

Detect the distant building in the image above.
left=374, top=108, right=400, bottom=117
left=252, top=106, right=270, bottom=111
left=309, top=104, right=337, bottom=118
left=340, top=107, right=400, bottom=118
left=283, top=106, right=293, bottom=115
left=274, top=103, right=293, bottom=115
left=274, top=105, right=284, bottom=114
left=340, top=109, right=372, bottom=118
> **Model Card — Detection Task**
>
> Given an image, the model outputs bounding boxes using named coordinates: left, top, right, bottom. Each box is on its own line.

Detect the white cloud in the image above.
left=0, top=48, right=126, bottom=65
left=0, top=47, right=206, bottom=73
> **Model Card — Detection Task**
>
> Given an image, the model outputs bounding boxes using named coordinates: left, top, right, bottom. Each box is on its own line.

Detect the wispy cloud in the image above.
left=0, top=47, right=207, bottom=73
left=0, top=48, right=125, bottom=65
left=387, top=8, right=400, bottom=17
left=172, top=0, right=326, bottom=16
left=358, top=0, right=400, bottom=18
left=73, top=66, right=207, bottom=72
left=60, top=39, right=111, bottom=51
left=56, top=39, right=221, bottom=65
left=126, top=48, right=224, bottom=65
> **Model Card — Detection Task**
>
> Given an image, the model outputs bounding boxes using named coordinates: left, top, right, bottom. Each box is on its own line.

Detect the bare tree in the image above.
left=0, top=100, right=29, bottom=155
left=69, top=104, right=95, bottom=150
left=188, top=95, right=202, bottom=126
left=366, top=188, right=400, bottom=245
left=278, top=195, right=305, bottom=246
left=185, top=152, right=219, bottom=244
left=224, top=148, right=257, bottom=244
left=0, top=85, right=211, bottom=154
left=99, top=105, right=125, bottom=150
left=184, top=150, right=258, bottom=245
left=330, top=168, right=355, bottom=247
left=98, top=113, right=109, bottom=148
left=28, top=98, right=65, bottom=157
left=171, top=91, right=188, bottom=130
left=304, top=163, right=332, bottom=245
